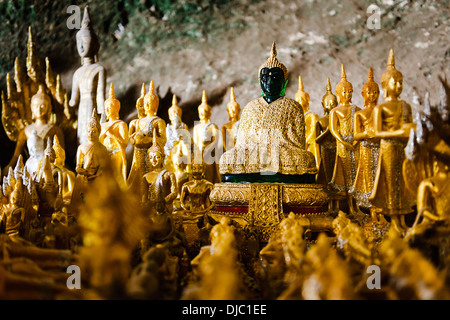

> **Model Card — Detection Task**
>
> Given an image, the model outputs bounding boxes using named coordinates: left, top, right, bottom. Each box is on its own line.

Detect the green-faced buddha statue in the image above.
left=219, top=42, right=317, bottom=183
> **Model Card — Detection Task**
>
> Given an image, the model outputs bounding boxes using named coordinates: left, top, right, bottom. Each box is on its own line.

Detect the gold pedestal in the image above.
left=210, top=183, right=333, bottom=242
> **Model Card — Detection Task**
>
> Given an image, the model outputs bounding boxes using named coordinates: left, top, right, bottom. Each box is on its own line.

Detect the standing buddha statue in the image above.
left=165, top=94, right=189, bottom=169
left=295, top=75, right=319, bottom=169
left=128, top=81, right=166, bottom=190
left=352, top=67, right=385, bottom=225
left=369, top=49, right=415, bottom=233
left=316, top=77, right=338, bottom=186
left=193, top=91, right=220, bottom=184
left=69, top=6, right=106, bottom=145
left=99, top=83, right=129, bottom=184
left=222, top=87, right=241, bottom=152
left=329, top=64, right=361, bottom=212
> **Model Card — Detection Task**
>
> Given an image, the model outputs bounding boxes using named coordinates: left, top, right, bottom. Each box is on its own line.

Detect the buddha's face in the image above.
left=76, top=34, right=93, bottom=58
left=323, top=96, right=338, bottom=113
left=149, top=151, right=163, bottom=168
left=31, top=96, right=50, bottom=121
left=87, top=125, right=100, bottom=142
left=198, top=107, right=210, bottom=122
left=144, top=97, right=158, bottom=116
left=105, top=101, right=120, bottom=120
left=260, top=67, right=285, bottom=99
left=227, top=104, right=240, bottom=121
left=385, top=76, right=403, bottom=98
left=338, top=86, right=353, bottom=104
left=136, top=99, right=145, bottom=118
left=169, top=108, right=182, bottom=123
left=192, top=165, right=203, bottom=180
left=362, top=87, right=379, bottom=105
left=300, top=96, right=310, bottom=113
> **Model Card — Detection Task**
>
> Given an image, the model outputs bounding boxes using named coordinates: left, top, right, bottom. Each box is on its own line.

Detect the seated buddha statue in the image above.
left=219, top=42, right=316, bottom=182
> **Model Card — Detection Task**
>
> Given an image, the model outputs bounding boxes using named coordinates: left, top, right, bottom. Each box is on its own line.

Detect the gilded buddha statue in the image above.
left=295, top=75, right=319, bottom=169
left=352, top=68, right=384, bottom=222
left=52, top=135, right=75, bottom=204
left=316, top=78, right=338, bottom=186
left=222, top=87, right=241, bottom=152
left=69, top=6, right=106, bottom=145
left=3, top=85, right=64, bottom=178
left=99, top=83, right=129, bottom=184
left=165, top=94, right=189, bottom=160
left=329, top=64, right=361, bottom=213
left=369, top=49, right=415, bottom=233
left=219, top=42, right=316, bottom=182
left=193, top=91, right=220, bottom=184
left=128, top=81, right=166, bottom=190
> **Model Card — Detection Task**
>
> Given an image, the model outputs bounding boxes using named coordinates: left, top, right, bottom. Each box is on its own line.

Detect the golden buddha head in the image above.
left=191, top=163, right=205, bottom=180
left=104, top=82, right=120, bottom=120
left=168, top=94, right=182, bottom=124
left=381, top=49, right=403, bottom=99
left=136, top=83, right=146, bottom=118
left=336, top=64, right=353, bottom=104
left=87, top=108, right=101, bottom=142
left=148, top=133, right=164, bottom=168
left=322, top=77, right=338, bottom=114
left=30, top=85, right=52, bottom=121
left=294, top=75, right=310, bottom=113
left=76, top=6, right=100, bottom=59
left=144, top=81, right=159, bottom=116
left=362, top=67, right=380, bottom=106
left=198, top=90, right=212, bottom=122
left=226, top=87, right=240, bottom=122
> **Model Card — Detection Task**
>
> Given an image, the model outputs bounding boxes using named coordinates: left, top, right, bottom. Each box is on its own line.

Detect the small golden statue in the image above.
left=69, top=6, right=107, bottom=144
left=171, top=142, right=190, bottom=208
left=99, top=83, right=129, bottom=184
left=220, top=42, right=316, bottom=177
left=165, top=94, right=189, bottom=161
left=369, top=49, right=415, bottom=233
left=352, top=67, right=387, bottom=231
left=193, top=90, right=220, bottom=183
left=3, top=85, right=64, bottom=178
left=180, top=163, right=215, bottom=215
left=295, top=75, right=320, bottom=169
left=3, top=179, right=25, bottom=237
left=128, top=81, right=166, bottom=190
left=142, top=135, right=178, bottom=217
left=316, top=78, right=338, bottom=186
left=222, top=87, right=241, bottom=152
left=51, top=135, right=75, bottom=204
left=329, top=64, right=361, bottom=212
left=70, top=108, right=110, bottom=216
left=128, top=83, right=147, bottom=137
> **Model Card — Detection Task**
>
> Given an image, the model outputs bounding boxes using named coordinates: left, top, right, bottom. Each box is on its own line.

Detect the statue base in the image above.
left=209, top=182, right=334, bottom=243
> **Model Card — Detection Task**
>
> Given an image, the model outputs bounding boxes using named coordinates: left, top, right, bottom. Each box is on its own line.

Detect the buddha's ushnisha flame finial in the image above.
left=298, top=75, right=304, bottom=91
left=340, top=64, right=347, bottom=80
left=140, top=83, right=146, bottom=97
left=230, top=87, right=236, bottom=102
left=259, top=41, right=288, bottom=81
left=387, top=48, right=395, bottom=68
left=149, top=80, right=155, bottom=94
left=202, top=90, right=208, bottom=104
left=109, top=82, right=115, bottom=99
left=172, top=94, right=178, bottom=106
left=88, top=107, right=101, bottom=133
left=368, top=67, right=374, bottom=82
left=326, top=77, right=332, bottom=93
left=81, top=5, right=92, bottom=29
left=53, top=134, right=64, bottom=160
